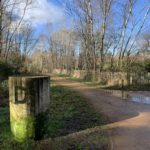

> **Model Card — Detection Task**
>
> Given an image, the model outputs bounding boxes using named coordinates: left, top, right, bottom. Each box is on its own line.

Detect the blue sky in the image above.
left=13, top=0, right=150, bottom=36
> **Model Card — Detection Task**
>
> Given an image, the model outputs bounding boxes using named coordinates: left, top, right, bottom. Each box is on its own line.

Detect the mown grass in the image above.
left=0, top=85, right=108, bottom=150
left=68, top=77, right=85, bottom=82
left=36, top=126, right=109, bottom=150
left=68, top=77, right=100, bottom=87
left=57, top=73, right=70, bottom=77
left=102, top=84, right=150, bottom=91
left=48, top=86, right=107, bottom=137
left=0, top=107, right=35, bottom=150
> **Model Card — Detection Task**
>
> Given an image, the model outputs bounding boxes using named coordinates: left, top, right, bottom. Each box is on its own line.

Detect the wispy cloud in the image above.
left=8, top=0, right=65, bottom=27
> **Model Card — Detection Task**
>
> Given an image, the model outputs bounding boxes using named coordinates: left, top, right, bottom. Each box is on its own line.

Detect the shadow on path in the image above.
left=53, top=77, right=150, bottom=150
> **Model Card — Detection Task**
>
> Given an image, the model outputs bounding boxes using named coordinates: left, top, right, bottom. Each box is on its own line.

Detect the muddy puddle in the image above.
left=104, top=90, right=150, bottom=104
left=131, top=95, right=150, bottom=104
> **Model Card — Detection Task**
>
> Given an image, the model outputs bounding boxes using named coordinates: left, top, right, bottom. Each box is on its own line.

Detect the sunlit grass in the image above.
left=0, top=85, right=108, bottom=150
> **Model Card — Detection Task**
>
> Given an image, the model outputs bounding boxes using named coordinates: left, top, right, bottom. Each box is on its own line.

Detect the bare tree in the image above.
left=0, top=0, right=32, bottom=61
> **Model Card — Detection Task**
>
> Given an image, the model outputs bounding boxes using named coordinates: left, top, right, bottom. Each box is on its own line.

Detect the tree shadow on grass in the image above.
left=42, top=85, right=108, bottom=139
left=0, top=85, right=109, bottom=150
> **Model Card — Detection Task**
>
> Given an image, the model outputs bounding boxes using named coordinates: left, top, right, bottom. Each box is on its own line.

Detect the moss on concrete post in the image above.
left=9, top=76, right=50, bottom=142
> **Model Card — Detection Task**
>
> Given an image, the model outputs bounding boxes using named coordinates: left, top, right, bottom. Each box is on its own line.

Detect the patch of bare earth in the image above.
left=52, top=77, right=150, bottom=150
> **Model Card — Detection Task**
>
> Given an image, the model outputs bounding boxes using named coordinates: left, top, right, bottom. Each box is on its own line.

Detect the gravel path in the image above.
left=53, top=77, right=150, bottom=150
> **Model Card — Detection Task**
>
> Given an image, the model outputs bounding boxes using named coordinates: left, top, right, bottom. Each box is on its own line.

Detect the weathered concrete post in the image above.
left=9, top=76, right=50, bottom=142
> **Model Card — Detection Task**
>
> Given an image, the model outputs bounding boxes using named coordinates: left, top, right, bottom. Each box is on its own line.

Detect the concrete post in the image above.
left=9, top=76, right=50, bottom=142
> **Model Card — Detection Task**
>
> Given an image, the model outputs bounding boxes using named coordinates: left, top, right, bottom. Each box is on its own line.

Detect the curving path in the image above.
left=53, top=77, right=150, bottom=150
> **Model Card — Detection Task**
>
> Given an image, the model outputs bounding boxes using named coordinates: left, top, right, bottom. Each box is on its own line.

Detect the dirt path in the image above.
left=53, top=77, right=150, bottom=150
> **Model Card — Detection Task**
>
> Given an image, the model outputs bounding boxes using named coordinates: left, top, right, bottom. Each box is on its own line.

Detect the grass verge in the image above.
left=102, top=84, right=150, bottom=91
left=68, top=76, right=150, bottom=91
left=0, top=85, right=109, bottom=150
left=68, top=77, right=100, bottom=86
left=57, top=73, right=70, bottom=77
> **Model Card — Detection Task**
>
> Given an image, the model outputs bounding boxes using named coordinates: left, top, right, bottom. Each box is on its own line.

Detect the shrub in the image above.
left=144, top=60, right=150, bottom=72
left=130, top=61, right=145, bottom=74
left=0, top=61, right=18, bottom=77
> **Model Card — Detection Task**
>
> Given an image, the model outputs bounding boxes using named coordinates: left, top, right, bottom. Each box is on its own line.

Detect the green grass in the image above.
left=0, top=107, right=35, bottom=150
left=47, top=86, right=107, bottom=138
left=102, top=84, right=150, bottom=91
left=68, top=77, right=85, bottom=82
left=36, top=126, right=109, bottom=150
left=37, top=85, right=109, bottom=150
left=0, top=85, right=108, bottom=150
left=67, top=76, right=150, bottom=91
left=68, top=77, right=100, bottom=86
left=57, top=73, right=70, bottom=77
